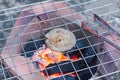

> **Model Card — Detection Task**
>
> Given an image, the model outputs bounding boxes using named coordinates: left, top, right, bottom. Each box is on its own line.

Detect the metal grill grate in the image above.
left=0, top=0, right=120, bottom=80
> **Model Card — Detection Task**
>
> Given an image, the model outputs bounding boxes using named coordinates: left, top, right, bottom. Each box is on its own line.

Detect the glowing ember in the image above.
left=71, top=55, right=79, bottom=61
left=31, top=45, right=78, bottom=79
left=41, top=72, right=62, bottom=78
left=31, top=45, right=69, bottom=69
left=41, top=72, right=76, bottom=79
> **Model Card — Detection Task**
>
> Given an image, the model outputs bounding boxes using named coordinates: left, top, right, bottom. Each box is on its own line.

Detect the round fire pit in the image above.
left=20, top=12, right=103, bottom=80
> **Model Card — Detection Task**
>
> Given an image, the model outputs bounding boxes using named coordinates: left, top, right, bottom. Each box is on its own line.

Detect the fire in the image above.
left=41, top=72, right=62, bottom=78
left=31, top=45, right=78, bottom=79
left=31, top=45, right=69, bottom=69
left=50, top=73, right=61, bottom=78
left=71, top=55, right=79, bottom=60
left=41, top=72, right=76, bottom=78
left=49, top=73, right=77, bottom=78
left=70, top=73, right=77, bottom=77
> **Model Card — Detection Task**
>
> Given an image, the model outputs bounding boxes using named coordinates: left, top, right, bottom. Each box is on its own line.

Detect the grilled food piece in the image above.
left=45, top=28, right=76, bottom=52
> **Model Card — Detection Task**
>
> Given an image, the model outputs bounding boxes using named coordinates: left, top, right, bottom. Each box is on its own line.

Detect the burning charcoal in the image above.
left=68, top=50, right=82, bottom=60
left=43, top=61, right=74, bottom=76
left=41, top=43, right=97, bottom=79
left=43, top=59, right=88, bottom=76
left=22, top=34, right=97, bottom=80
left=31, top=45, right=70, bottom=69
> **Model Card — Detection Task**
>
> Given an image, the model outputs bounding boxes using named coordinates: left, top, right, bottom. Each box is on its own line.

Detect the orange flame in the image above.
left=71, top=55, right=79, bottom=60
left=41, top=71, right=76, bottom=79
left=31, top=45, right=69, bottom=69
left=70, top=73, right=77, bottom=77
left=31, top=45, right=78, bottom=78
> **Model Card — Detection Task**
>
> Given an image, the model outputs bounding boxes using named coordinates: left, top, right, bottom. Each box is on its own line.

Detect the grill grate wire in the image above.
left=0, top=0, right=120, bottom=80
